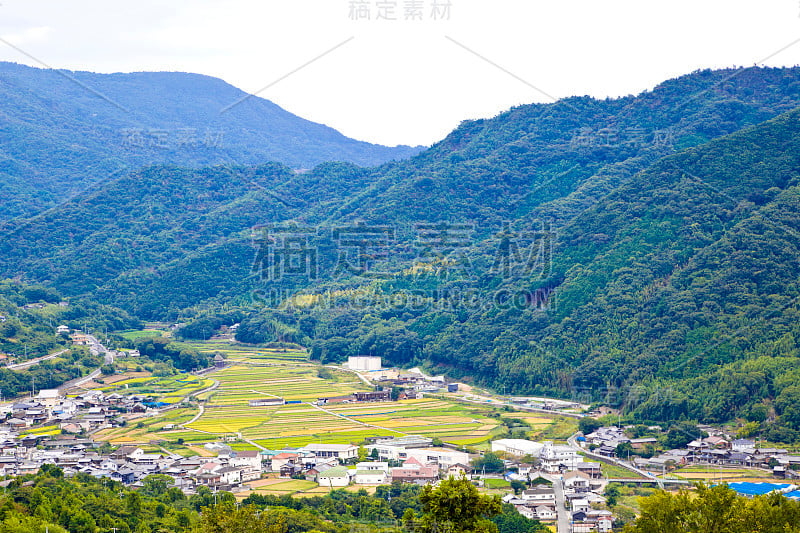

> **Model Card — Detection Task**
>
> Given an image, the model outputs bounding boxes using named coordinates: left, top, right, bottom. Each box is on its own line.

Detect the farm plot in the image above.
left=324, top=399, right=503, bottom=446
left=184, top=362, right=370, bottom=440
left=187, top=341, right=310, bottom=364
left=94, top=408, right=198, bottom=444
left=667, top=467, right=774, bottom=481
left=207, top=364, right=368, bottom=405
left=89, top=374, right=214, bottom=403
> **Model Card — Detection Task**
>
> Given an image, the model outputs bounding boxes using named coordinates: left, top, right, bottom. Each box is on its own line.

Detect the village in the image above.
left=2, top=331, right=800, bottom=533
left=1, top=375, right=800, bottom=533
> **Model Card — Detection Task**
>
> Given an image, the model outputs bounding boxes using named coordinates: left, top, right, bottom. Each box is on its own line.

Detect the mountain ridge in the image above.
left=0, top=61, right=424, bottom=220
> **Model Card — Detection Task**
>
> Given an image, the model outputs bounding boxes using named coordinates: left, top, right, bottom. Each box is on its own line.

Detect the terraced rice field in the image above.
left=187, top=341, right=310, bottom=364
left=89, top=374, right=214, bottom=403
left=326, top=399, right=501, bottom=445
left=95, top=408, right=198, bottom=444
left=206, top=363, right=367, bottom=405
left=96, top=339, right=554, bottom=451
left=184, top=362, right=503, bottom=447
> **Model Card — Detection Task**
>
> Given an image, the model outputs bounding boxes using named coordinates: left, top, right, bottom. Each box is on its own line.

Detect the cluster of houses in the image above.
left=271, top=437, right=473, bottom=487
left=503, top=469, right=612, bottom=529
left=582, top=426, right=800, bottom=479
left=503, top=479, right=613, bottom=532
left=316, top=389, right=393, bottom=405
left=492, top=439, right=610, bottom=529
left=0, top=428, right=477, bottom=494
left=350, top=357, right=460, bottom=396
left=5, top=389, right=157, bottom=434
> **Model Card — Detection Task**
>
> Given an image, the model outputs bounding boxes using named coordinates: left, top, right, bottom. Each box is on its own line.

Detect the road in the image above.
left=239, top=432, right=266, bottom=451
left=6, top=349, right=68, bottom=370
left=567, top=432, right=663, bottom=488
left=58, top=334, right=110, bottom=392
left=550, top=474, right=570, bottom=533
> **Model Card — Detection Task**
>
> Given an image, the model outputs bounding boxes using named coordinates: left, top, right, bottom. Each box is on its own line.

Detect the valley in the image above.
left=3, top=59, right=800, bottom=532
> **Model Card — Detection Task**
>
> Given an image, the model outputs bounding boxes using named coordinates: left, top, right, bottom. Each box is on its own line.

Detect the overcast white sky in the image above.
left=1, top=1, right=799, bottom=146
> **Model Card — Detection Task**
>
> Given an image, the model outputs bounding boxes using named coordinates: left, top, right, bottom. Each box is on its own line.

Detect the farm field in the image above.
left=118, top=329, right=164, bottom=341
left=598, top=460, right=646, bottom=479
left=664, top=466, right=775, bottom=482
left=185, top=341, right=311, bottom=364
left=95, top=408, right=198, bottom=444
left=93, top=338, right=566, bottom=453
left=202, top=364, right=364, bottom=406
left=78, top=372, right=214, bottom=405
left=325, top=399, right=502, bottom=446
left=184, top=365, right=509, bottom=448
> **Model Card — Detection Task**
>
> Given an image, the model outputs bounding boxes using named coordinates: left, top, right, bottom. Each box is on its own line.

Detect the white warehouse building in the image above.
left=347, top=356, right=382, bottom=372
left=491, top=439, right=544, bottom=457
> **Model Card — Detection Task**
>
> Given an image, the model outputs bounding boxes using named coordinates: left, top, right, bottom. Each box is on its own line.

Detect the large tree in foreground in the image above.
left=625, top=483, right=800, bottom=533
left=405, top=475, right=502, bottom=533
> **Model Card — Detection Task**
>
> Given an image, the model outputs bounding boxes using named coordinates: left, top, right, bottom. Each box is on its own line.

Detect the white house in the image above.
left=535, top=506, right=557, bottom=520
left=229, top=450, right=262, bottom=480
left=355, top=461, right=389, bottom=473
left=597, top=516, right=613, bottom=532
left=366, top=443, right=408, bottom=462
left=317, top=466, right=351, bottom=487
left=540, top=441, right=579, bottom=473
left=405, top=447, right=469, bottom=469
left=37, top=389, right=62, bottom=409
left=302, top=443, right=358, bottom=461
left=56, top=325, right=70, bottom=335
left=491, top=439, right=544, bottom=457
left=564, top=470, right=591, bottom=493
left=354, top=469, right=387, bottom=485
left=572, top=499, right=591, bottom=513
left=520, top=487, right=556, bottom=504
left=515, top=506, right=537, bottom=520
left=216, top=466, right=244, bottom=485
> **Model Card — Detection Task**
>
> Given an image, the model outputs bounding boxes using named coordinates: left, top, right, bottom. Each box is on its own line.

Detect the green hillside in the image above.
left=0, top=62, right=423, bottom=220
left=4, top=66, right=800, bottom=436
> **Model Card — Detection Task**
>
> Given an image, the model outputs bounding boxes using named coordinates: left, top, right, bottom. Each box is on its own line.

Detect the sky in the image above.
left=0, top=1, right=799, bottom=147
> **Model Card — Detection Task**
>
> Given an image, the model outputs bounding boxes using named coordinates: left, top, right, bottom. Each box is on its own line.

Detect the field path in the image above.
left=249, top=389, right=283, bottom=399
left=173, top=376, right=219, bottom=428
left=327, top=365, right=372, bottom=387
left=184, top=403, right=206, bottom=427
left=238, top=432, right=266, bottom=451
left=308, top=402, right=406, bottom=435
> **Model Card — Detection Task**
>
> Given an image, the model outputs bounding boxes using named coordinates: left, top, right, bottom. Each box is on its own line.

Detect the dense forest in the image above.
left=0, top=468, right=544, bottom=533
left=5, top=67, right=800, bottom=434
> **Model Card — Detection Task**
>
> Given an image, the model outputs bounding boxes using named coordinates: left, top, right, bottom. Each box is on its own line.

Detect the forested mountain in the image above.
left=5, top=67, right=800, bottom=312
left=0, top=62, right=423, bottom=220
left=4, top=66, right=800, bottom=433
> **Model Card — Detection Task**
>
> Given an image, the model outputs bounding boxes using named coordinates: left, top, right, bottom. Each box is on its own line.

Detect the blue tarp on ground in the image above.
left=728, top=482, right=793, bottom=496
left=785, top=491, right=800, bottom=500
